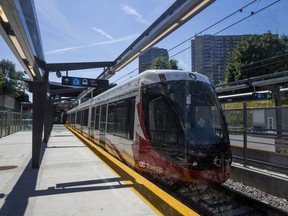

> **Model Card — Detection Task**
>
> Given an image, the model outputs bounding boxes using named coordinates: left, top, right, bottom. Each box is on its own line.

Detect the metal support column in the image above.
left=274, top=87, right=283, bottom=139
left=32, top=71, right=49, bottom=168
left=43, top=99, right=54, bottom=143
left=20, top=104, right=23, bottom=131
left=243, top=102, right=247, bottom=167
left=32, top=81, right=46, bottom=168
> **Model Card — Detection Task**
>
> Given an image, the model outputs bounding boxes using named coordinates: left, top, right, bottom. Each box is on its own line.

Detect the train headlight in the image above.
left=213, top=156, right=222, bottom=167
left=189, top=73, right=196, bottom=80
left=192, top=161, right=198, bottom=167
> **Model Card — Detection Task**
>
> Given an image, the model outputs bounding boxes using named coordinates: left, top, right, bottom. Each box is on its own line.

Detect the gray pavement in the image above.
left=0, top=125, right=156, bottom=216
left=229, top=134, right=276, bottom=152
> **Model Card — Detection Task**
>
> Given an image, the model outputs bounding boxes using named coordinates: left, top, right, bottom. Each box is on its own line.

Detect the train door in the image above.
left=99, top=104, right=107, bottom=147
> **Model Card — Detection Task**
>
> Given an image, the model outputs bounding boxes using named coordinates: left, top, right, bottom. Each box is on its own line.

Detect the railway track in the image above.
left=166, top=182, right=288, bottom=215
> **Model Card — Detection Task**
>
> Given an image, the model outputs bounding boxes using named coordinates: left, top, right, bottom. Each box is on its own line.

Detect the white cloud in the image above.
left=45, top=34, right=140, bottom=55
left=120, top=4, right=149, bottom=25
left=34, top=0, right=82, bottom=42
left=92, top=27, right=114, bottom=40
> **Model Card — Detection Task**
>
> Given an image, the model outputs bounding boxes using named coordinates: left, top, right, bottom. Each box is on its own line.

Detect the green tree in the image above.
left=225, top=32, right=288, bottom=82
left=0, top=59, right=27, bottom=100
left=150, top=56, right=180, bottom=70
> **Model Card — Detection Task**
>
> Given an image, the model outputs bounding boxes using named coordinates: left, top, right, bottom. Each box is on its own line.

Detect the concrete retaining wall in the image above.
left=0, top=95, right=20, bottom=110
left=231, top=164, right=288, bottom=200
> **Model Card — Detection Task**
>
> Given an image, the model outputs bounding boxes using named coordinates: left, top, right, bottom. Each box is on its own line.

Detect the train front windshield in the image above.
left=143, top=80, right=230, bottom=151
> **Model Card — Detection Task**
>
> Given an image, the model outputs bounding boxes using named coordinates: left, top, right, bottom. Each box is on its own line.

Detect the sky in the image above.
left=1, top=0, right=288, bottom=86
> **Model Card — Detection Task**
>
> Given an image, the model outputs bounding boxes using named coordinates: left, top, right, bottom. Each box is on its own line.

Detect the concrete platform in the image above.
left=0, top=125, right=157, bottom=216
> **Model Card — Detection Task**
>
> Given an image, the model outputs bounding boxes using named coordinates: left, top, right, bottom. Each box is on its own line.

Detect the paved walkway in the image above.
left=0, top=125, right=156, bottom=216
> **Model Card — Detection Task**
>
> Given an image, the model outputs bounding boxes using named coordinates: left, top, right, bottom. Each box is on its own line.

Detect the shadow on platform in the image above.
left=0, top=137, right=132, bottom=216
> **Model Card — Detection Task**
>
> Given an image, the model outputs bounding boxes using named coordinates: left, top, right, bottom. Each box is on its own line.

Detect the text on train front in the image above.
left=142, top=79, right=232, bottom=171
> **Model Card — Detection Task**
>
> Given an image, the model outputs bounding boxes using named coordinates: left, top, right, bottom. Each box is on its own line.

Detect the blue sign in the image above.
left=62, top=76, right=109, bottom=88
left=253, top=92, right=272, bottom=100
left=72, top=77, right=81, bottom=86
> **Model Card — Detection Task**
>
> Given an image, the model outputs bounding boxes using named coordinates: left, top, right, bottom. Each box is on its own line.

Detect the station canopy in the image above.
left=0, top=0, right=215, bottom=100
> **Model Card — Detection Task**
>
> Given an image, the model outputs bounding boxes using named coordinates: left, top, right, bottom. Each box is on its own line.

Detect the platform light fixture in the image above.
left=10, top=35, right=35, bottom=77
left=114, top=23, right=180, bottom=73
left=141, top=23, right=179, bottom=52
left=27, top=64, right=36, bottom=77
left=0, top=4, right=36, bottom=78
left=116, top=0, right=212, bottom=72
left=180, top=0, right=211, bottom=21
left=0, top=5, right=9, bottom=23
left=9, top=35, right=26, bottom=59
left=97, top=0, right=215, bottom=79
left=115, top=52, right=140, bottom=72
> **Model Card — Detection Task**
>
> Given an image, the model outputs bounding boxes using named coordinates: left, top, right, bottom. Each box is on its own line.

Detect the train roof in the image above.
left=67, top=70, right=211, bottom=112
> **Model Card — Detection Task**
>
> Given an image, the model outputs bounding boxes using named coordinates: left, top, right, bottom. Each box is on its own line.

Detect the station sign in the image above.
left=61, top=76, right=109, bottom=88
left=219, top=92, right=273, bottom=103
left=253, top=92, right=272, bottom=100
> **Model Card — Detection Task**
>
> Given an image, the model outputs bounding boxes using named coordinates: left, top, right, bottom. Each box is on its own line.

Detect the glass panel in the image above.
left=143, top=80, right=229, bottom=149
left=107, top=103, right=116, bottom=134
left=95, top=106, right=100, bottom=130
left=100, top=105, right=107, bottom=133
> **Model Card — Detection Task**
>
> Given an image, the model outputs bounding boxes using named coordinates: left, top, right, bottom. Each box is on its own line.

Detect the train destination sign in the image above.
left=61, top=76, right=109, bottom=88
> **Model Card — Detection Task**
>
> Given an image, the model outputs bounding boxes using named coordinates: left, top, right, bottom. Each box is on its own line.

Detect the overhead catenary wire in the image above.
left=110, top=0, right=281, bottom=83
left=111, top=1, right=259, bottom=83
left=112, top=68, right=138, bottom=83
left=240, top=58, right=288, bottom=73
left=168, top=0, right=281, bottom=62
left=212, top=0, right=280, bottom=36
left=240, top=53, right=288, bottom=69
left=168, top=0, right=258, bottom=52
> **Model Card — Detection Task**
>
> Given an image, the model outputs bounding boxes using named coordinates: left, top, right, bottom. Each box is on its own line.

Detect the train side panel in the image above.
left=66, top=70, right=232, bottom=185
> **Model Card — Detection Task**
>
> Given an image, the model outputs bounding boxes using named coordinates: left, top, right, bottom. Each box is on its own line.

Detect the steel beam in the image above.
left=46, top=61, right=115, bottom=72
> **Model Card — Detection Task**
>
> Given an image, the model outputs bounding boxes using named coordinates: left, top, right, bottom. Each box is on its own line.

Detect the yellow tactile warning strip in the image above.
left=66, top=125, right=199, bottom=216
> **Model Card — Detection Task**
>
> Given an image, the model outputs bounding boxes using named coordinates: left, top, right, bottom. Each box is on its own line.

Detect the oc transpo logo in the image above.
left=138, top=161, right=164, bottom=173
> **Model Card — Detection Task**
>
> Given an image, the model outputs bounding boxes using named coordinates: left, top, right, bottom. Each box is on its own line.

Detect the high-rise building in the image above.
left=191, top=34, right=252, bottom=84
left=139, top=47, right=169, bottom=73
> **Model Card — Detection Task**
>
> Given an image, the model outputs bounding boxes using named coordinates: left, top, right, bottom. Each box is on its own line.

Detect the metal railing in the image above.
left=223, top=104, right=288, bottom=174
left=0, top=108, right=32, bottom=138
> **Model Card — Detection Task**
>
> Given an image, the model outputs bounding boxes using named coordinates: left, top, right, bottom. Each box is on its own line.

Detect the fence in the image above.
left=0, top=108, right=32, bottom=138
left=223, top=104, right=288, bottom=172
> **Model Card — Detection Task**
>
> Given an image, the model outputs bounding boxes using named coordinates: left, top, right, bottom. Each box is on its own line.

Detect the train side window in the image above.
left=90, top=107, right=96, bottom=129
left=83, top=109, right=89, bottom=126
left=95, top=106, right=100, bottom=130
left=129, top=98, right=135, bottom=140
left=107, top=103, right=116, bottom=134
left=71, top=113, right=75, bottom=124
left=105, top=98, right=135, bottom=140
left=81, top=110, right=84, bottom=125
left=115, top=98, right=135, bottom=140
left=100, top=105, right=107, bottom=133
left=115, top=101, right=127, bottom=138
left=76, top=111, right=81, bottom=124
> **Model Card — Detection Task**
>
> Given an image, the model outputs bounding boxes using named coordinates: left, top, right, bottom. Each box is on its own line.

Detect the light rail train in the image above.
left=67, top=70, right=232, bottom=185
